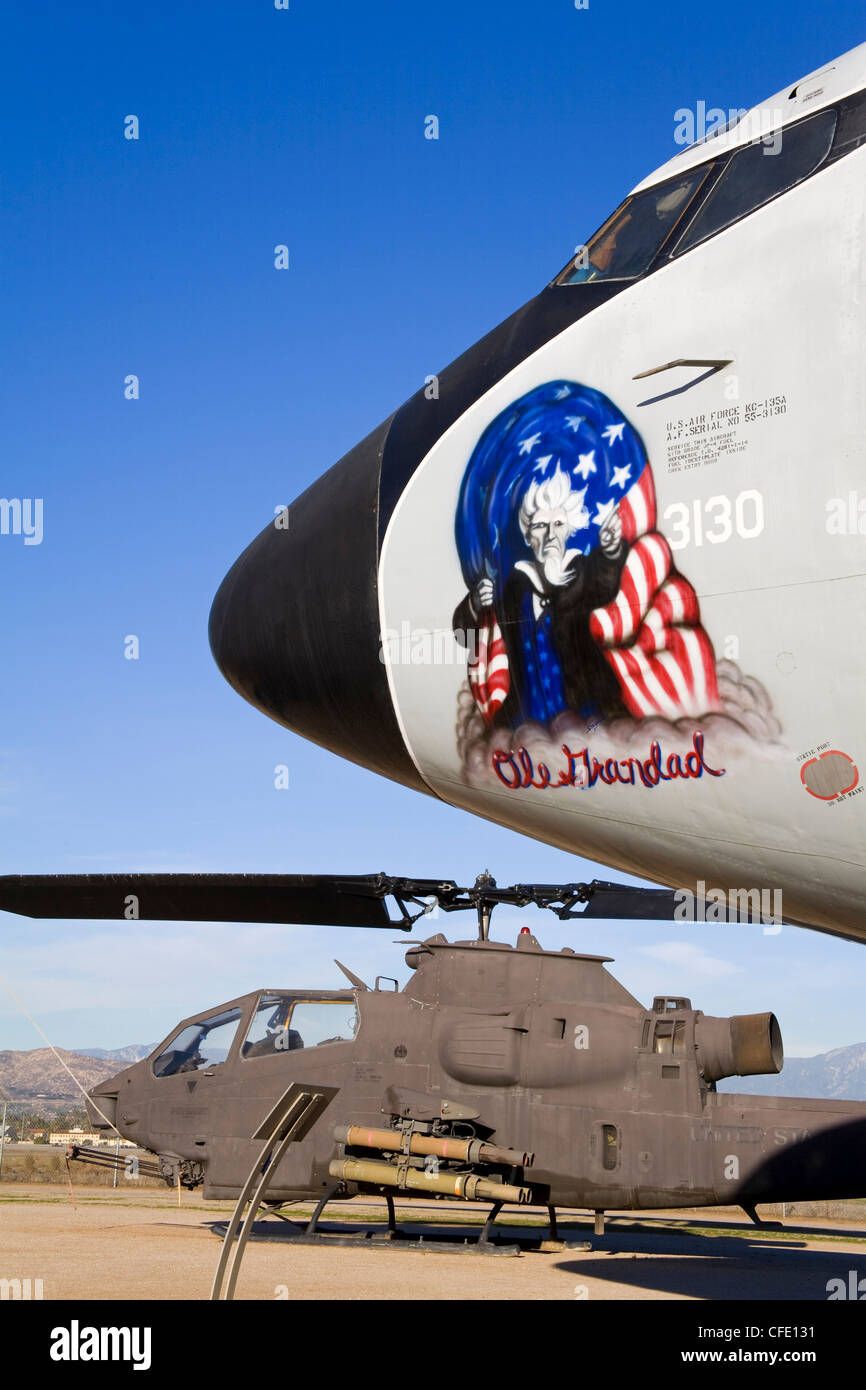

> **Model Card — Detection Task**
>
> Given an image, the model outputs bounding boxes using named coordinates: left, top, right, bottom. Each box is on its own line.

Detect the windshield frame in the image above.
left=668, top=108, right=838, bottom=259
left=550, top=163, right=716, bottom=288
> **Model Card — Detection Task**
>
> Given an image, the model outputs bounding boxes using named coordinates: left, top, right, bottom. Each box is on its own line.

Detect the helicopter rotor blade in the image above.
left=0, top=873, right=399, bottom=929
left=574, top=882, right=682, bottom=920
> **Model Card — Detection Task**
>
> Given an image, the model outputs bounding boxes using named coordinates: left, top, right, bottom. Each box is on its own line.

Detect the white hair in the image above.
left=518, top=464, right=589, bottom=539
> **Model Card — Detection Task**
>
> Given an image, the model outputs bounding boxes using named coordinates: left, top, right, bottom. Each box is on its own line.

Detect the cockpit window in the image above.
left=241, top=994, right=358, bottom=1059
left=672, top=109, right=837, bottom=256
left=152, top=1007, right=243, bottom=1077
left=554, top=167, right=711, bottom=285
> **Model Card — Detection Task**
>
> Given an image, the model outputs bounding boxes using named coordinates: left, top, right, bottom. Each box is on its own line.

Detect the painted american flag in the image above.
left=589, top=463, right=720, bottom=720
left=468, top=611, right=509, bottom=724
left=456, top=380, right=719, bottom=728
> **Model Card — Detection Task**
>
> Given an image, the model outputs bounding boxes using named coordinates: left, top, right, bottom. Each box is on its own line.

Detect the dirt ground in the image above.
left=3, top=1184, right=866, bottom=1301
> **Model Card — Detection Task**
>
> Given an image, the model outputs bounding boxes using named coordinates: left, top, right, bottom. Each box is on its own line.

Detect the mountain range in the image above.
left=718, top=1041, right=866, bottom=1101
left=74, top=1044, right=154, bottom=1065
left=0, top=1048, right=124, bottom=1103
left=0, top=1045, right=153, bottom=1106
left=4, top=1041, right=866, bottom=1106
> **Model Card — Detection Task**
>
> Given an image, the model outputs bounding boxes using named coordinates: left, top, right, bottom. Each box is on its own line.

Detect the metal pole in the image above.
left=113, top=1137, right=119, bottom=1188
left=211, top=1083, right=337, bottom=1301
left=0, top=1099, right=7, bottom=1180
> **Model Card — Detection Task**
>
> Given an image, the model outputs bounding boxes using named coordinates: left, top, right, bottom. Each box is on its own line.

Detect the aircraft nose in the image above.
left=86, top=1084, right=118, bottom=1131
left=209, top=416, right=427, bottom=793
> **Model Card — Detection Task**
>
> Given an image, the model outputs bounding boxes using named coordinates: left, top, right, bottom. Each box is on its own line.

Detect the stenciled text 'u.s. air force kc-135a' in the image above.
left=4, top=41, right=866, bottom=1240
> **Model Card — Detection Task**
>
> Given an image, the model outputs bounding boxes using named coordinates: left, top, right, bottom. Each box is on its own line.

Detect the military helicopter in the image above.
left=5, top=41, right=866, bottom=1232
left=3, top=868, right=866, bottom=1230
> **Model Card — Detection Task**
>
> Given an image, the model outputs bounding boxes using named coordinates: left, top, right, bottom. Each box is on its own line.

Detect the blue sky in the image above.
left=2, top=1, right=866, bottom=1059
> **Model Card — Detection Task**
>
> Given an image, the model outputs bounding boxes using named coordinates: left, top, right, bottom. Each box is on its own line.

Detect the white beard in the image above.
left=541, top=548, right=574, bottom=587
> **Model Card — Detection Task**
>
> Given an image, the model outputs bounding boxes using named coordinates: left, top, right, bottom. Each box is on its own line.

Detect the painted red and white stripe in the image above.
left=591, top=460, right=719, bottom=720
left=619, top=462, right=656, bottom=544
left=468, top=611, right=509, bottom=724
left=590, top=533, right=673, bottom=647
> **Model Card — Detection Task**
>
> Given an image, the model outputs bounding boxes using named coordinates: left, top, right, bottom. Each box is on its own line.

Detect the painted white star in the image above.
left=594, top=498, right=617, bottom=527
left=533, top=454, right=553, bottom=473
left=574, top=450, right=596, bottom=480
left=602, top=422, right=626, bottom=445
left=565, top=415, right=584, bottom=433
left=572, top=485, right=591, bottom=529
left=612, top=463, right=631, bottom=489
left=518, top=433, right=541, bottom=455
left=554, top=385, right=571, bottom=399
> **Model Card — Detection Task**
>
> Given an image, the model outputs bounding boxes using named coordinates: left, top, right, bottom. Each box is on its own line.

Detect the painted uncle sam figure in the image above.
left=453, top=381, right=719, bottom=730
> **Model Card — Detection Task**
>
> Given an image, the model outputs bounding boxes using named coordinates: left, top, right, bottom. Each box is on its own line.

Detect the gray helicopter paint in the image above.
left=87, top=936, right=866, bottom=1210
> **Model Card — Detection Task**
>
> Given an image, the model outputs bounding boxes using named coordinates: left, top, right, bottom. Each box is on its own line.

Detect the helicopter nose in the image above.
left=85, top=1087, right=118, bottom=1131
left=209, top=416, right=428, bottom=794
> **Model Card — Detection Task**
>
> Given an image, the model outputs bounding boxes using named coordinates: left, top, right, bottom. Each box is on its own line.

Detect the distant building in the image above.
left=47, top=1128, right=137, bottom=1148
left=48, top=1128, right=101, bottom=1147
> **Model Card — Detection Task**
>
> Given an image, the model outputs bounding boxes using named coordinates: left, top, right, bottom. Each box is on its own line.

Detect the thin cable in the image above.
left=0, top=970, right=121, bottom=1136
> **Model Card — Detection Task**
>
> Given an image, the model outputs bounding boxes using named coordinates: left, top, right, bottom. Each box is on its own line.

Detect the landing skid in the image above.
left=741, top=1202, right=784, bottom=1229
left=209, top=1197, right=592, bottom=1257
